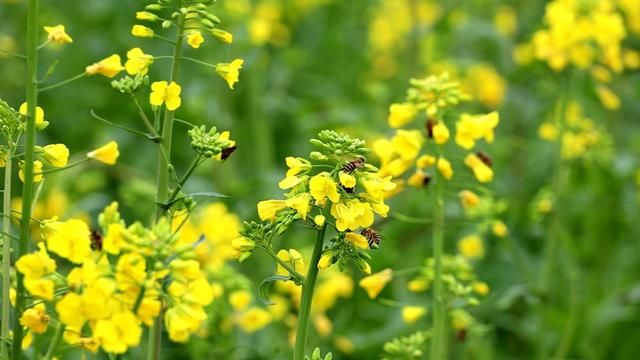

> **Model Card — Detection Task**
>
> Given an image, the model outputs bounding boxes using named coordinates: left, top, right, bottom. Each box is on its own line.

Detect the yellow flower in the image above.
left=455, top=112, right=499, bottom=150
left=458, top=190, right=480, bottom=209
left=416, top=154, right=437, bottom=168
left=391, top=130, right=423, bottom=160
left=215, top=59, right=244, bottom=89
left=150, top=81, right=182, bottom=111
left=285, top=157, right=311, bottom=176
left=212, top=29, right=233, bottom=44
left=20, top=303, right=49, bottom=334
left=236, top=307, right=272, bottom=333
left=276, top=249, right=305, bottom=276
left=472, top=281, right=490, bottom=296
left=359, top=268, right=392, bottom=299
left=42, top=144, right=69, bottom=167
left=186, top=31, right=205, bottom=48
left=314, top=215, right=326, bottom=226
left=169, top=259, right=202, bottom=281
left=43, top=25, right=73, bottom=44
left=131, top=25, right=154, bottom=38
left=19, top=102, right=46, bottom=129
left=494, top=6, right=517, bottom=36
left=492, top=220, right=508, bottom=238
left=87, top=141, right=119, bottom=165
left=164, top=303, right=207, bottom=342
left=93, top=312, right=142, bottom=354
left=19, top=160, right=43, bottom=183
left=278, top=175, right=302, bottom=189
left=63, top=327, right=100, bottom=353
left=285, top=192, right=312, bottom=219
left=436, top=157, right=453, bottom=180
left=317, top=251, right=333, bottom=269
left=232, top=237, right=256, bottom=253
left=402, top=306, right=427, bottom=324
left=85, top=54, right=124, bottom=78
left=136, top=11, right=158, bottom=21
left=24, top=278, right=55, bottom=300
left=408, top=170, right=430, bottom=187
left=309, top=173, right=340, bottom=203
left=331, top=199, right=374, bottom=231
left=16, top=243, right=56, bottom=279
left=229, top=290, right=252, bottom=311
left=432, top=121, right=450, bottom=144
left=388, top=103, right=417, bottom=128
left=257, top=199, right=287, bottom=221
left=46, top=219, right=92, bottom=264
left=338, top=171, right=356, bottom=188
left=103, top=223, right=124, bottom=255
left=538, top=122, right=558, bottom=141
left=464, top=153, right=493, bottom=183
left=457, top=234, right=484, bottom=259
left=345, top=232, right=369, bottom=249
left=125, top=47, right=153, bottom=75
left=595, top=84, right=620, bottom=110
left=407, top=278, right=428, bottom=293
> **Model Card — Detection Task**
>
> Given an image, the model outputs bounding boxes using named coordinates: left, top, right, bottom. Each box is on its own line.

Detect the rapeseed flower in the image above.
left=43, top=24, right=73, bottom=44
left=215, top=59, right=244, bottom=89
left=150, top=81, right=182, bottom=111
left=86, top=54, right=124, bottom=78
left=87, top=141, right=119, bottom=165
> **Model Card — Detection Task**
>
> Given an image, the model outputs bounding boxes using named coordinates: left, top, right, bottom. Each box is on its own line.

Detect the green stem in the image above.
left=43, top=323, right=65, bottom=360
left=256, top=246, right=305, bottom=285
left=36, top=158, right=89, bottom=175
left=293, top=206, right=329, bottom=360
left=163, top=155, right=202, bottom=209
left=149, top=14, right=185, bottom=360
left=1, top=149, right=12, bottom=360
left=38, top=72, right=85, bottom=92
left=132, top=96, right=161, bottom=139
left=12, top=0, right=39, bottom=358
left=430, top=148, right=446, bottom=360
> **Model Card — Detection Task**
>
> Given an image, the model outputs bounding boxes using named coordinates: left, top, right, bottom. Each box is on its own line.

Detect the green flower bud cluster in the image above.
left=0, top=98, right=20, bottom=140
left=309, top=130, right=369, bottom=159
left=382, top=331, right=431, bottom=360
left=188, top=125, right=232, bottom=157
left=406, top=72, right=471, bottom=117
left=305, top=347, right=333, bottom=360
left=323, top=232, right=372, bottom=273
left=412, top=255, right=483, bottom=306
left=239, top=220, right=275, bottom=246
left=147, top=0, right=222, bottom=33
left=111, top=74, right=149, bottom=95
left=273, top=208, right=300, bottom=235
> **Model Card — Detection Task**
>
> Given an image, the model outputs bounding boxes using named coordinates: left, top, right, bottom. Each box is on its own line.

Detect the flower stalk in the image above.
left=12, top=0, right=40, bottom=358
left=293, top=206, right=329, bottom=360
left=1, top=146, right=12, bottom=360
left=430, top=146, right=446, bottom=360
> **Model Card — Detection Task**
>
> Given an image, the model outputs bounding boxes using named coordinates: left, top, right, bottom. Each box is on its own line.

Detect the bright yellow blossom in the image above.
left=314, top=215, right=326, bottom=226
left=285, top=192, right=312, bottom=219
left=492, top=221, right=508, bottom=237
left=136, top=11, right=157, bottom=21
left=93, top=312, right=142, bottom=354
left=276, top=249, right=305, bottom=276
left=42, top=144, right=69, bottom=167
left=391, top=130, right=423, bottom=160
left=103, top=223, right=124, bottom=255
left=457, top=234, right=484, bottom=259
left=455, top=112, right=499, bottom=150
left=359, top=268, right=392, bottom=299
left=318, top=251, right=333, bottom=269
left=538, top=122, right=558, bottom=141
left=436, top=157, right=453, bottom=180
left=345, top=232, right=369, bottom=249
left=43, top=24, right=73, bottom=44
left=464, top=153, right=493, bottom=183
left=125, top=47, right=153, bottom=75
left=85, top=54, right=124, bottom=78
left=285, top=156, right=311, bottom=176
left=339, top=171, right=357, bottom=188
left=432, top=121, right=450, bottom=144
left=459, top=190, right=480, bottom=209
left=87, top=141, right=119, bottom=165
left=229, top=290, right=252, bottom=311
left=150, top=81, right=182, bottom=111
left=216, top=59, right=244, bottom=89
left=19, top=160, right=43, bottom=183
left=402, top=306, right=427, bottom=324
left=131, top=25, right=154, bottom=38
left=47, top=219, right=92, bottom=264
left=19, top=102, right=46, bottom=129
left=20, top=303, right=49, bottom=334
left=257, top=199, right=287, bottom=221
left=388, top=103, right=417, bottom=128
left=236, top=307, right=272, bottom=333
left=309, top=173, right=340, bottom=203
left=331, top=199, right=374, bottom=231
left=472, top=281, right=490, bottom=296
left=186, top=31, right=205, bottom=48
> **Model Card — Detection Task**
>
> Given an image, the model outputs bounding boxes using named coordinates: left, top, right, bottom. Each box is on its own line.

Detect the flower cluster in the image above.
left=12, top=202, right=218, bottom=354
left=236, top=130, right=395, bottom=274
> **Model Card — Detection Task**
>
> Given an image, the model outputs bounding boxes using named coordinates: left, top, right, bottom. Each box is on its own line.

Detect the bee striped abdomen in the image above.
left=361, top=228, right=382, bottom=249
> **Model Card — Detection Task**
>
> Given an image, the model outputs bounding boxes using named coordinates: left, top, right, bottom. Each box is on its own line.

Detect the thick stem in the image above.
left=149, top=15, right=185, bottom=360
left=12, top=0, right=39, bottom=358
left=43, top=323, right=65, bottom=360
left=430, top=158, right=446, bottom=360
left=1, top=150, right=12, bottom=360
left=292, top=208, right=329, bottom=360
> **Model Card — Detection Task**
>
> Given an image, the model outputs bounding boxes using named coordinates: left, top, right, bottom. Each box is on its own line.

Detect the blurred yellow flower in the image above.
left=43, top=24, right=73, bottom=44
left=257, top=199, right=287, bottom=221
left=236, top=307, right=272, bottom=333
left=212, top=29, right=233, bottom=44
left=391, top=130, right=423, bottom=161
left=46, top=219, right=92, bottom=264
left=492, top=221, right=508, bottom=238
left=19, top=102, right=46, bottom=129
left=150, top=81, right=182, bottom=111
left=432, top=121, right=450, bottom=145
left=229, top=290, right=252, bottom=311
left=136, top=11, right=157, bottom=21
left=459, top=190, right=480, bottom=209
left=457, top=234, right=484, bottom=259
left=595, top=84, right=621, bottom=110
left=93, top=312, right=142, bottom=354
left=388, top=103, right=417, bottom=128
left=436, top=157, right=453, bottom=180
left=464, top=153, right=493, bottom=183
left=87, top=141, right=119, bottom=165
left=402, top=306, right=427, bottom=324
left=472, top=281, right=490, bottom=296
left=538, top=122, right=558, bottom=141
left=359, top=268, right=392, bottom=299
left=216, top=59, right=244, bottom=89
left=131, top=24, right=154, bottom=38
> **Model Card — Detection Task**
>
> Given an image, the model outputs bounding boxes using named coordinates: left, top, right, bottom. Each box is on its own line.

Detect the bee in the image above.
left=476, top=151, right=493, bottom=168
left=341, top=156, right=365, bottom=174
left=426, top=119, right=435, bottom=138
left=361, top=228, right=382, bottom=249
left=220, top=145, right=238, bottom=160
left=90, top=230, right=103, bottom=251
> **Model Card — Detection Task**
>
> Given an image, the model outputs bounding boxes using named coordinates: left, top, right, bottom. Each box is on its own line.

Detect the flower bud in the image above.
left=317, top=251, right=333, bottom=270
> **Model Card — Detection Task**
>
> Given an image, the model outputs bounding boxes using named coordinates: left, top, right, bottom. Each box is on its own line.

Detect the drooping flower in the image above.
left=43, top=25, right=73, bottom=44
left=125, top=47, right=153, bottom=75
left=285, top=157, right=311, bottom=176
left=87, top=141, right=120, bottom=165
left=19, top=102, right=46, bottom=129
left=19, top=160, right=43, bottom=183
left=359, top=268, right=392, bottom=299
left=215, top=59, right=244, bottom=89
left=85, top=54, right=125, bottom=78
